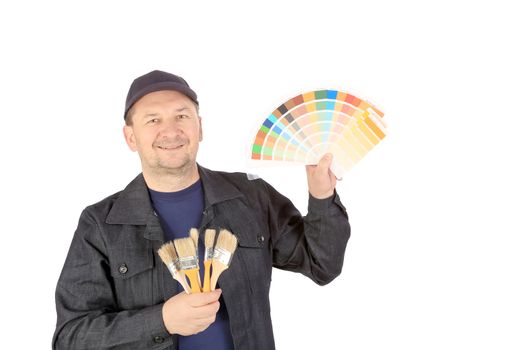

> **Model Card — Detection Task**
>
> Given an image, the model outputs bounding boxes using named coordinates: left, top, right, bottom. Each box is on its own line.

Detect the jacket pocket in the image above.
left=108, top=247, right=155, bottom=309
left=228, top=219, right=272, bottom=295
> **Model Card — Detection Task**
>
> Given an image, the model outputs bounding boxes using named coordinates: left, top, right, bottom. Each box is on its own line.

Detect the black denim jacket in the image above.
left=53, top=165, right=350, bottom=349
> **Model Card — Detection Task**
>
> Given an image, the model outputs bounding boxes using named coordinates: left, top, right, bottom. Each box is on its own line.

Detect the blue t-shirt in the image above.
left=149, top=180, right=234, bottom=350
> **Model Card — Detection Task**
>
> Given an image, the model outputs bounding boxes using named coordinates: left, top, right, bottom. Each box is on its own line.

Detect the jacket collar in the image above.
left=105, top=164, right=243, bottom=225
left=198, top=165, right=244, bottom=208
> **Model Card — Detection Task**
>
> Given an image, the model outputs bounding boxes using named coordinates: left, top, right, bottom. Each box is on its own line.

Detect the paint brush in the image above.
left=189, top=228, right=200, bottom=254
left=203, top=228, right=216, bottom=292
left=157, top=241, right=191, bottom=294
left=210, top=229, right=238, bottom=291
left=189, top=228, right=202, bottom=288
left=174, top=237, right=202, bottom=293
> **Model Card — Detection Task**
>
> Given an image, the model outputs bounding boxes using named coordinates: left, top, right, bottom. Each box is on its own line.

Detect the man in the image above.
left=53, top=70, right=351, bottom=349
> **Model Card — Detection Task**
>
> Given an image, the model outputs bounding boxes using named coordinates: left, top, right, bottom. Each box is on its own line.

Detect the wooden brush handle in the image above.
left=174, top=272, right=191, bottom=294
left=184, top=269, right=202, bottom=293
left=203, top=261, right=212, bottom=292
left=210, top=261, right=227, bottom=291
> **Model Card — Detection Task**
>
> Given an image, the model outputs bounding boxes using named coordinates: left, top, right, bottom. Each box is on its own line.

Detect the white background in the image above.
left=1, top=0, right=524, bottom=348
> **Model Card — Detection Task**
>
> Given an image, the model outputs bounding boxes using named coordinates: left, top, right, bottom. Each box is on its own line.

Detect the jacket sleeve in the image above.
left=52, top=209, right=171, bottom=350
left=264, top=181, right=351, bottom=285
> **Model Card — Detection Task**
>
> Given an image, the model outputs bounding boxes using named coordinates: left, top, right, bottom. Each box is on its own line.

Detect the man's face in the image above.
left=123, top=90, right=202, bottom=176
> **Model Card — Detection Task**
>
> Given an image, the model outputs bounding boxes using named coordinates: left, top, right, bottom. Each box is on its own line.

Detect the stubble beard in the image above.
left=156, top=153, right=195, bottom=178
left=149, top=136, right=198, bottom=178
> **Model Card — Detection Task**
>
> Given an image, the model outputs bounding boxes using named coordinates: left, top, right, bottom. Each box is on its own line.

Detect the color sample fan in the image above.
left=250, top=90, right=386, bottom=178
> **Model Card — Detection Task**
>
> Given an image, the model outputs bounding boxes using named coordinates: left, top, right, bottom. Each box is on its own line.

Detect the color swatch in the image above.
left=250, top=90, right=386, bottom=178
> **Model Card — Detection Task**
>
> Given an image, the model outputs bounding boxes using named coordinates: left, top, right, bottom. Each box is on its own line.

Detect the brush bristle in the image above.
left=189, top=228, right=199, bottom=250
left=205, top=229, right=216, bottom=249
left=174, top=237, right=197, bottom=259
left=158, top=241, right=177, bottom=265
left=216, top=229, right=238, bottom=253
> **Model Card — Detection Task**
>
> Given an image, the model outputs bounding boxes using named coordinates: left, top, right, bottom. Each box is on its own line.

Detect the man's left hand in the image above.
left=306, top=153, right=337, bottom=199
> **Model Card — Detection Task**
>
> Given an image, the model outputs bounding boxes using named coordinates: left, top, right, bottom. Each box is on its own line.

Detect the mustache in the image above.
left=153, top=136, right=188, bottom=148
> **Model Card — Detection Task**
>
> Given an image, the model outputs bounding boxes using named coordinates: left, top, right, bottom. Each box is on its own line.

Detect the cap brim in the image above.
left=125, top=81, right=199, bottom=118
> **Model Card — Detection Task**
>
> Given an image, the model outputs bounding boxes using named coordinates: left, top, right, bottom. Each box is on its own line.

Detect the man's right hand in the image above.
left=162, top=289, right=222, bottom=336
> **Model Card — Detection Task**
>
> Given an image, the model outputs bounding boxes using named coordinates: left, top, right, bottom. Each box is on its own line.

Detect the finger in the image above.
left=188, top=324, right=209, bottom=336
left=188, top=289, right=222, bottom=307
left=328, top=168, right=337, bottom=182
left=196, top=314, right=217, bottom=327
left=305, top=154, right=332, bottom=174
left=194, top=321, right=214, bottom=334
left=192, top=301, right=221, bottom=319
left=317, top=153, right=333, bottom=171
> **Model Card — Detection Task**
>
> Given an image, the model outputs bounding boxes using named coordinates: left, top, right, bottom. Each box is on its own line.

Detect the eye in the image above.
left=147, top=118, right=160, bottom=124
left=176, top=114, right=189, bottom=120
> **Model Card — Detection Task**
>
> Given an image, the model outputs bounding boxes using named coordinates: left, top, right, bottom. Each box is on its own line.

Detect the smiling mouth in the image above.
left=157, top=144, right=184, bottom=150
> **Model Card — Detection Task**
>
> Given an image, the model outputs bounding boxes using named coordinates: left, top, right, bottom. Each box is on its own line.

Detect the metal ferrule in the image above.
left=213, top=247, right=233, bottom=266
left=204, top=247, right=214, bottom=261
left=178, top=256, right=199, bottom=270
left=167, top=260, right=179, bottom=276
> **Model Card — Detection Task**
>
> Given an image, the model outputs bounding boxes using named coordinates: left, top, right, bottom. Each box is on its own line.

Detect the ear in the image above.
left=198, top=116, right=203, bottom=141
left=123, top=125, right=138, bottom=152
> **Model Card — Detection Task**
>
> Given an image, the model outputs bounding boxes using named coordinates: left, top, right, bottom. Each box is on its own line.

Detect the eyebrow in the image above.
left=173, top=107, right=191, bottom=113
left=141, top=107, right=192, bottom=119
left=142, top=113, right=159, bottom=118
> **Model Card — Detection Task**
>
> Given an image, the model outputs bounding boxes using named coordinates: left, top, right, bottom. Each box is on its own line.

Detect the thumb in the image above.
left=318, top=153, right=333, bottom=170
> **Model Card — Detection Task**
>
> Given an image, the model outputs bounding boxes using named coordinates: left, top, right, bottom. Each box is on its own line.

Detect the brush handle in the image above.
left=197, top=268, right=202, bottom=288
left=184, top=269, right=202, bottom=293
left=190, top=233, right=201, bottom=287
left=210, top=261, right=228, bottom=291
left=203, top=261, right=212, bottom=292
left=173, top=272, right=191, bottom=294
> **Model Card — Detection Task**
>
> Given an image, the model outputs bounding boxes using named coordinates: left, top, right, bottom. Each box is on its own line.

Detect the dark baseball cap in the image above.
left=124, top=70, right=199, bottom=119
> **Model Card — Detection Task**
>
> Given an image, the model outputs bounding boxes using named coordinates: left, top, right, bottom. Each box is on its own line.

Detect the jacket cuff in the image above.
left=308, top=190, right=337, bottom=211
left=308, top=190, right=348, bottom=215
left=142, top=303, right=172, bottom=347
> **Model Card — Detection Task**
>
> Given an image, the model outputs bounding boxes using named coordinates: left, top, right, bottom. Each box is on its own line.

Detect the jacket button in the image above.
left=257, top=235, right=265, bottom=244
left=118, top=263, right=128, bottom=275
left=153, top=335, right=164, bottom=344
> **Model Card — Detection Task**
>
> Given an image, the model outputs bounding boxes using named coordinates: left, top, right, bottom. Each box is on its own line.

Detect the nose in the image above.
left=159, top=118, right=183, bottom=137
